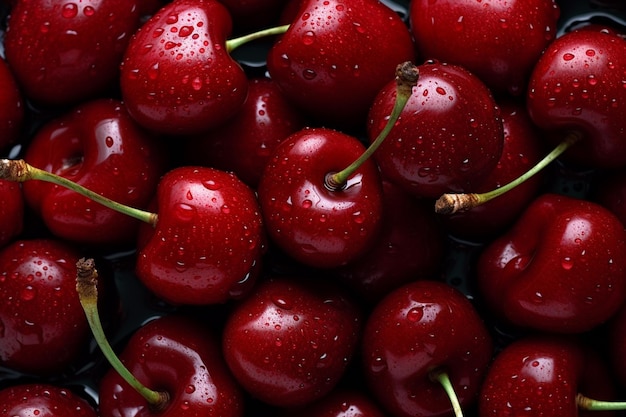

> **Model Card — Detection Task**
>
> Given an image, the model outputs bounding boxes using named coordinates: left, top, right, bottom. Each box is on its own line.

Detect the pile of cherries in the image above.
left=1, top=0, right=626, bottom=416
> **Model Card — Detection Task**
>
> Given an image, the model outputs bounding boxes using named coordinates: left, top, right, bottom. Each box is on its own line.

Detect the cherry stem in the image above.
left=429, top=368, right=464, bottom=417
left=76, top=258, right=170, bottom=411
left=226, top=24, right=290, bottom=53
left=434, top=130, right=584, bottom=214
left=325, top=61, right=419, bottom=191
left=0, top=159, right=158, bottom=227
left=577, top=393, right=626, bottom=411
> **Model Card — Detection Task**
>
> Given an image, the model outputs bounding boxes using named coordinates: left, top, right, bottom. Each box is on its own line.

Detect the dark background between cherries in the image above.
left=1, top=0, right=626, bottom=416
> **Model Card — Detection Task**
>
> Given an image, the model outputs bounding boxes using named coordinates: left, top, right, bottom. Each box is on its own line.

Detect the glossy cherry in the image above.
left=0, top=383, right=98, bottom=417
left=409, top=0, right=560, bottom=96
left=480, top=336, right=625, bottom=417
left=266, top=0, right=416, bottom=128
left=257, top=127, right=383, bottom=269
left=120, top=0, right=249, bottom=135
left=477, top=192, right=626, bottom=334
left=98, top=314, right=244, bottom=417
left=362, top=279, right=493, bottom=417
left=183, top=76, right=307, bottom=188
left=3, top=0, right=142, bottom=106
left=22, top=99, right=168, bottom=248
left=0, top=239, right=92, bottom=375
left=222, top=276, right=362, bottom=408
left=367, top=60, right=504, bottom=199
left=526, top=28, right=626, bottom=169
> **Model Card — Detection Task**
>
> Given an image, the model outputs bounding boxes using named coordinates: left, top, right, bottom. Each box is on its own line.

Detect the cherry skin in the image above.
left=439, top=99, right=546, bottom=241
left=333, top=180, right=446, bottom=305
left=98, top=314, right=244, bottom=417
left=183, top=76, right=307, bottom=189
left=266, top=0, right=416, bottom=128
left=222, top=276, right=362, bottom=408
left=479, top=336, right=621, bottom=417
left=409, top=0, right=560, bottom=96
left=120, top=0, right=249, bottom=135
left=135, top=165, right=266, bottom=305
left=477, top=192, right=626, bottom=334
left=0, top=239, right=92, bottom=375
left=362, top=279, right=493, bottom=417
left=0, top=179, right=23, bottom=249
left=3, top=0, right=142, bottom=106
left=22, top=99, right=168, bottom=248
left=367, top=60, right=504, bottom=199
left=0, top=57, right=24, bottom=152
left=0, top=384, right=97, bottom=417
left=257, top=127, right=383, bottom=269
left=526, top=28, right=626, bottom=169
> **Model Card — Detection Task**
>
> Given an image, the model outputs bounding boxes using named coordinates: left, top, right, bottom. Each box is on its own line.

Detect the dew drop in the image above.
left=370, top=356, right=387, bottom=373
left=453, top=16, right=464, bottom=32
left=587, top=75, right=597, bottom=86
left=436, top=86, right=446, bottom=95
left=272, top=295, right=292, bottom=310
left=179, top=25, right=193, bottom=37
left=61, top=3, right=78, bottom=18
left=302, top=31, right=315, bottom=45
left=406, top=306, right=424, bottom=322
left=562, top=53, right=575, bottom=61
left=166, top=14, right=179, bottom=24
left=561, top=257, right=574, bottom=270
left=83, top=6, right=95, bottom=16
left=585, top=49, right=596, bottom=57
left=174, top=203, right=196, bottom=221
left=105, top=136, right=114, bottom=148
left=21, top=285, right=36, bottom=301
left=302, top=199, right=312, bottom=208
left=302, top=68, right=317, bottom=80
left=185, top=385, right=195, bottom=394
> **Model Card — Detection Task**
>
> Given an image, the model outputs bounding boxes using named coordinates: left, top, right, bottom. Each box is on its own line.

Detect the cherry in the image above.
left=438, top=99, right=546, bottom=241
left=526, top=28, right=626, bottom=169
left=0, top=179, right=23, bottom=249
left=266, top=0, right=416, bottom=128
left=222, top=276, right=362, bottom=408
left=0, top=57, right=24, bottom=152
left=362, top=279, right=493, bottom=417
left=333, top=179, right=446, bottom=304
left=0, top=239, right=93, bottom=375
left=0, top=383, right=97, bottom=417
left=3, top=0, right=142, bottom=106
left=366, top=60, right=504, bottom=200
left=479, top=335, right=626, bottom=416
left=477, top=192, right=626, bottom=334
left=182, top=76, right=307, bottom=189
left=120, top=0, right=288, bottom=135
left=21, top=99, right=168, bottom=248
left=409, top=0, right=560, bottom=96
left=285, top=388, right=387, bottom=417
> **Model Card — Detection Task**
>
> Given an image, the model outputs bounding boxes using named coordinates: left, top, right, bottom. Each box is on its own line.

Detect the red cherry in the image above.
left=367, top=60, right=504, bottom=199
left=362, top=279, right=493, bottom=417
left=183, top=76, right=307, bottom=188
left=333, top=180, right=446, bottom=304
left=267, top=0, right=416, bottom=128
left=0, top=239, right=92, bottom=375
left=0, top=179, right=23, bottom=249
left=0, top=57, right=24, bottom=152
left=120, top=0, right=249, bottom=135
left=22, top=99, right=168, bottom=248
left=222, top=277, right=362, bottom=408
left=257, top=127, right=383, bottom=269
left=98, top=314, right=244, bottom=417
left=477, top=193, right=626, bottom=333
left=439, top=99, right=546, bottom=241
left=3, top=0, right=142, bottom=106
left=136, top=166, right=266, bottom=305
left=0, top=383, right=97, bottom=417
left=526, top=28, right=626, bottom=168
left=409, top=0, right=560, bottom=96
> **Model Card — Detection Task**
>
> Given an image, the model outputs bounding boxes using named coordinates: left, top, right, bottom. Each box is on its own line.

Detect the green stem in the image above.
left=0, top=159, right=157, bottom=226
left=434, top=130, right=584, bottom=214
left=226, top=24, right=290, bottom=53
left=325, top=61, right=419, bottom=190
left=577, top=393, right=626, bottom=411
left=76, top=258, right=169, bottom=411
left=429, top=368, right=464, bottom=417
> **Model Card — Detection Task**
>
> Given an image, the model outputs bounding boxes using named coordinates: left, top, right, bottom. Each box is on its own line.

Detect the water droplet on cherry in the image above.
left=61, top=3, right=78, bottom=18
left=406, top=306, right=424, bottom=322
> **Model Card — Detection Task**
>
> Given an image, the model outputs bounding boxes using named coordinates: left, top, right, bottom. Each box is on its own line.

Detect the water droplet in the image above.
left=453, top=16, right=464, bottom=32
left=148, top=63, right=159, bottom=80
left=272, top=295, right=292, bottom=309
left=563, top=53, right=575, bottom=61
left=220, top=205, right=231, bottom=214
left=302, top=31, right=315, bottom=45
left=61, top=3, right=78, bottom=18
left=406, top=306, right=424, bottom=322
left=586, top=49, right=596, bottom=57
left=301, top=199, right=312, bottom=208
left=179, top=25, right=193, bottom=37
left=83, top=6, right=95, bottom=16
left=105, top=136, right=114, bottom=148
left=21, top=285, right=36, bottom=301
left=174, top=203, right=196, bottom=221
left=561, top=257, right=574, bottom=270
left=436, top=86, right=446, bottom=95
left=302, top=68, right=317, bottom=80
left=166, top=14, right=179, bottom=24
left=370, top=356, right=387, bottom=373
left=185, top=385, right=195, bottom=394
left=587, top=75, right=597, bottom=86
